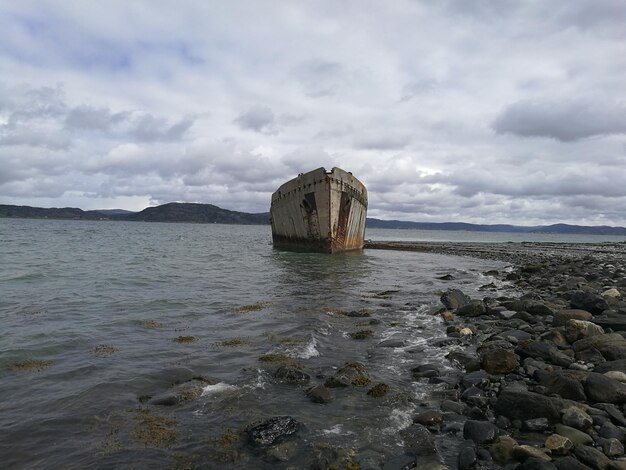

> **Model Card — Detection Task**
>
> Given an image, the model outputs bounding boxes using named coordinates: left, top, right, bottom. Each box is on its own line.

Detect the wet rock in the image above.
left=570, top=290, right=610, bottom=315
left=457, top=300, right=486, bottom=317
left=412, top=363, right=441, bottom=379
left=598, top=422, right=626, bottom=442
left=534, top=370, right=587, bottom=401
left=463, top=420, right=499, bottom=445
left=594, top=403, right=626, bottom=427
left=554, top=424, right=594, bottom=446
left=604, top=371, right=626, bottom=383
left=325, top=362, right=371, bottom=388
left=247, top=416, right=300, bottom=447
left=603, top=438, right=624, bottom=457
left=413, top=410, right=443, bottom=426
left=513, top=445, right=552, bottom=462
left=306, top=384, right=332, bottom=404
left=495, top=388, right=562, bottom=422
left=574, top=444, right=612, bottom=470
left=266, top=440, right=298, bottom=462
left=457, top=440, right=477, bottom=470
left=441, top=400, right=466, bottom=415
left=566, top=320, right=605, bottom=342
left=446, top=351, right=481, bottom=372
left=595, top=359, right=626, bottom=374
left=584, top=372, right=626, bottom=404
left=382, top=454, right=416, bottom=470
left=489, top=435, right=518, bottom=464
left=274, top=365, right=310, bottom=385
left=573, top=334, right=626, bottom=361
left=378, top=339, right=407, bottom=348
left=461, top=369, right=491, bottom=389
left=545, top=434, right=573, bottom=456
left=522, top=417, right=550, bottom=432
left=481, top=348, right=520, bottom=374
left=562, top=406, right=593, bottom=430
left=367, top=383, right=390, bottom=398
left=517, top=341, right=560, bottom=362
left=400, top=424, right=437, bottom=457
left=554, top=309, right=594, bottom=327
left=553, top=456, right=594, bottom=470
left=441, top=289, right=471, bottom=310
left=517, top=457, right=558, bottom=470
left=351, top=329, right=374, bottom=340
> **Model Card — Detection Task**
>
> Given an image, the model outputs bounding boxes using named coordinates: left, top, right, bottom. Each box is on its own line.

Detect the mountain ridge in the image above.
left=2, top=203, right=626, bottom=235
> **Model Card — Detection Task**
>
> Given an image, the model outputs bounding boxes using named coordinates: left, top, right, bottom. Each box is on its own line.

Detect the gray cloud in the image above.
left=293, top=59, right=346, bottom=97
left=234, top=106, right=276, bottom=133
left=65, top=105, right=129, bottom=131
left=353, top=134, right=410, bottom=150
left=130, top=114, right=195, bottom=142
left=493, top=99, right=626, bottom=142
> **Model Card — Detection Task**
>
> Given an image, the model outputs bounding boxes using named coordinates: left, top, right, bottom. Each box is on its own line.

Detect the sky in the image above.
left=1, top=1, right=626, bottom=226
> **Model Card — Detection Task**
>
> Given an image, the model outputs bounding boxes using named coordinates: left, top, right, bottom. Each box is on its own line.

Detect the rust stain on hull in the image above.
left=270, top=167, right=368, bottom=253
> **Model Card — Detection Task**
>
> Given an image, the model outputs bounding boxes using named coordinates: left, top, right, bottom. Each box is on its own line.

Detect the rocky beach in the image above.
left=356, top=240, right=626, bottom=469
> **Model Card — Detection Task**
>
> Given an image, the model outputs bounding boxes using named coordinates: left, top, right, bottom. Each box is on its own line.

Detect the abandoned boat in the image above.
left=270, top=167, right=368, bottom=253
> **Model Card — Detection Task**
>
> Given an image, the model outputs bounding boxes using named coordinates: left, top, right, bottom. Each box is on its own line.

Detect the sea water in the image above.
left=0, top=218, right=583, bottom=468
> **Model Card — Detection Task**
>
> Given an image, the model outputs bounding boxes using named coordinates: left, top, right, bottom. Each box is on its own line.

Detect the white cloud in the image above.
left=0, top=1, right=625, bottom=226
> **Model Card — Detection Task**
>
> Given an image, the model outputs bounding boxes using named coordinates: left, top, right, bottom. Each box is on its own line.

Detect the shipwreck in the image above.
left=270, top=167, right=368, bottom=253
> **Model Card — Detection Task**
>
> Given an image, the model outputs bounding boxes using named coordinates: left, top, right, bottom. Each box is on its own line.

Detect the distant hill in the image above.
left=365, top=218, right=626, bottom=236
left=2, top=203, right=625, bottom=234
left=121, top=202, right=269, bottom=224
left=0, top=203, right=269, bottom=225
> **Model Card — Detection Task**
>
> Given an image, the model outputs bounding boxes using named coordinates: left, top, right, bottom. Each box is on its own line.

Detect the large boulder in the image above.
left=494, top=388, right=562, bottom=422
left=481, top=348, right=520, bottom=375
left=400, top=423, right=437, bottom=457
left=441, top=289, right=471, bottom=310
left=572, top=333, right=626, bottom=361
left=463, top=420, right=499, bottom=445
left=570, top=290, right=610, bottom=314
left=553, top=309, right=593, bottom=327
left=457, top=300, right=486, bottom=317
left=584, top=372, right=626, bottom=404
left=534, top=370, right=587, bottom=401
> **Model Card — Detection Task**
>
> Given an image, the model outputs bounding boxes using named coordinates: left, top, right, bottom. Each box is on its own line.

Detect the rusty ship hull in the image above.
left=270, top=167, right=368, bottom=253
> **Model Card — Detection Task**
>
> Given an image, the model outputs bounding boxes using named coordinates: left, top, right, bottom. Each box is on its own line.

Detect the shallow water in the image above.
left=0, top=219, right=510, bottom=468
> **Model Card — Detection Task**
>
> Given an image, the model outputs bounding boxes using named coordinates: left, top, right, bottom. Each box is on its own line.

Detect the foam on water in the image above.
left=201, top=382, right=238, bottom=397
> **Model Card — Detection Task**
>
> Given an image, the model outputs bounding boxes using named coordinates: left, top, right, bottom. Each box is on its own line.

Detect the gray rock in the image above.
left=495, top=388, right=562, bottom=422
left=274, top=365, right=310, bottom=384
left=441, top=399, right=466, bottom=414
left=598, top=421, right=626, bottom=442
left=562, top=406, right=593, bottom=430
left=573, top=333, right=626, bottom=361
left=400, top=424, right=437, bottom=457
left=457, top=441, right=477, bottom=470
left=413, top=410, right=443, bottom=426
left=585, top=372, right=626, bottom=404
left=463, top=420, right=499, bottom=445
left=441, top=289, right=471, bottom=310
left=457, top=300, right=486, bottom=317
left=522, top=417, right=550, bottom=432
left=266, top=440, right=298, bottom=462
left=574, top=444, right=612, bottom=470
left=595, top=359, right=626, bottom=374
left=553, top=456, right=594, bottom=470
left=481, top=348, right=520, bottom=374
left=554, top=309, right=593, bottom=327
left=247, top=416, right=300, bottom=447
left=306, top=384, right=332, bottom=404
left=554, top=424, right=594, bottom=446
left=570, top=290, right=610, bottom=314
left=535, top=370, right=587, bottom=401
left=517, top=457, right=558, bottom=470
left=603, top=438, right=624, bottom=457
left=382, top=454, right=417, bottom=470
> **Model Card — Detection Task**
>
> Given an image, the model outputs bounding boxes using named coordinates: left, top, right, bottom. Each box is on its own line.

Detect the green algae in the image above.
left=173, top=336, right=197, bottom=344
left=7, top=359, right=53, bottom=372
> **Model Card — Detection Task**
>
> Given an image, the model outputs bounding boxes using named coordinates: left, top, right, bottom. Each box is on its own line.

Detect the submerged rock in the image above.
left=247, top=416, right=300, bottom=447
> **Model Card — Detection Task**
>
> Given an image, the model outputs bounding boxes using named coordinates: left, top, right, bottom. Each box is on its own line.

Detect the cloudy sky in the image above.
left=1, top=1, right=626, bottom=225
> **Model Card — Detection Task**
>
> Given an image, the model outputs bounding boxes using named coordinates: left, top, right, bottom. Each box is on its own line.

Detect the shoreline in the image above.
left=363, top=240, right=626, bottom=468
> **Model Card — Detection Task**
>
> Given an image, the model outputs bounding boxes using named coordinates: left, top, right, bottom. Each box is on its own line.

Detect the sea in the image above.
left=1, top=219, right=625, bottom=469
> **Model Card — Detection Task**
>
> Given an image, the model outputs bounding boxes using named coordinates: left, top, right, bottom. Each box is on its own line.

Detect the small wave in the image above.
left=321, top=424, right=355, bottom=436
left=296, top=336, right=320, bottom=359
left=201, top=382, right=238, bottom=397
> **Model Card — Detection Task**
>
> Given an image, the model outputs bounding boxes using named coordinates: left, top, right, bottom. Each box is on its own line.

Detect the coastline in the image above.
left=364, top=240, right=626, bottom=468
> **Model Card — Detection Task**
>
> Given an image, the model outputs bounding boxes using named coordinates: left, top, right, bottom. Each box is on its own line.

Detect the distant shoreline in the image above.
left=2, top=202, right=626, bottom=235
